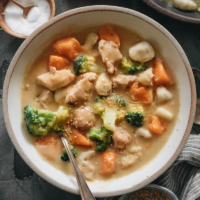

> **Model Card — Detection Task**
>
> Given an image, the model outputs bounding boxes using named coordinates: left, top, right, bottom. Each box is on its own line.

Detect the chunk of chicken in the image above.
left=112, top=127, right=131, bottom=149
left=77, top=150, right=95, bottom=165
left=113, top=75, right=136, bottom=89
left=77, top=72, right=97, bottom=82
left=129, top=41, right=155, bottom=63
left=84, top=32, right=99, bottom=51
left=156, top=86, right=173, bottom=102
left=65, top=78, right=93, bottom=104
left=95, top=73, right=112, bottom=96
left=35, top=89, right=54, bottom=108
left=128, top=145, right=142, bottom=153
left=98, top=40, right=122, bottom=74
left=138, top=68, right=154, bottom=86
left=77, top=150, right=95, bottom=181
left=73, top=106, right=96, bottom=130
left=135, top=128, right=152, bottom=139
left=155, top=107, right=173, bottom=121
left=121, top=154, right=139, bottom=168
left=54, top=86, right=71, bottom=104
left=173, top=0, right=197, bottom=11
left=79, top=164, right=95, bottom=181
left=37, top=67, right=75, bottom=91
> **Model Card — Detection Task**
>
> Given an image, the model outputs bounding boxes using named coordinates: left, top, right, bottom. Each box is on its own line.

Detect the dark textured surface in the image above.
left=0, top=0, right=200, bottom=200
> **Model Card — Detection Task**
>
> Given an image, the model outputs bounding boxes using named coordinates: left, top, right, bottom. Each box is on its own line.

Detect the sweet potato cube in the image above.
left=70, top=128, right=92, bottom=147
left=48, top=55, right=69, bottom=70
left=153, top=59, right=173, bottom=86
left=148, top=116, right=166, bottom=134
left=100, top=150, right=116, bottom=176
left=53, top=37, right=83, bottom=60
left=129, top=80, right=153, bottom=104
left=99, top=25, right=120, bottom=48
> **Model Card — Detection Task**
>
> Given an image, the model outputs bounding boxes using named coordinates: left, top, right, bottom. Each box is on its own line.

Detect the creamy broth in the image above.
left=21, top=26, right=180, bottom=182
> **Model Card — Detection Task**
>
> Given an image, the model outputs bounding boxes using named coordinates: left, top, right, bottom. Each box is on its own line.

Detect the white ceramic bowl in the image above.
left=3, top=6, right=196, bottom=198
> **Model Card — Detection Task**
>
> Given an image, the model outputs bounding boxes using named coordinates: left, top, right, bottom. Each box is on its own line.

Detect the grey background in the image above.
left=0, top=0, right=200, bottom=200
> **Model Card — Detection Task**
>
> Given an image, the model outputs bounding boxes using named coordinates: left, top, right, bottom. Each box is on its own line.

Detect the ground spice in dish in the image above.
left=127, top=189, right=169, bottom=200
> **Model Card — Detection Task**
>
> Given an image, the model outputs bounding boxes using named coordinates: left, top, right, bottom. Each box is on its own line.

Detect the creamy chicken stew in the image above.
left=21, top=25, right=180, bottom=181
left=165, top=0, right=200, bottom=11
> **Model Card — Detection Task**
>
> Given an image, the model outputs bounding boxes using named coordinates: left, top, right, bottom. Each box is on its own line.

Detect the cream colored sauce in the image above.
left=21, top=26, right=180, bottom=182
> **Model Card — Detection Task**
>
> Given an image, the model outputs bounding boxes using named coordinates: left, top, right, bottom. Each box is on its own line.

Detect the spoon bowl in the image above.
left=0, top=0, right=55, bottom=38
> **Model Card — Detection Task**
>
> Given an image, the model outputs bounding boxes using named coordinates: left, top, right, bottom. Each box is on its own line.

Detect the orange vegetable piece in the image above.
left=53, top=37, right=83, bottom=61
left=148, top=116, right=166, bottom=134
left=129, top=80, right=153, bottom=104
left=35, top=135, right=60, bottom=161
left=153, top=59, right=173, bottom=86
left=100, top=150, right=116, bottom=176
left=99, top=25, right=120, bottom=48
left=70, top=128, right=92, bottom=147
left=48, top=55, right=70, bottom=70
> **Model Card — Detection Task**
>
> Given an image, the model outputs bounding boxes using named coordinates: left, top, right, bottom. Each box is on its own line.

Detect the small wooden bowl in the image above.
left=0, top=0, right=55, bottom=38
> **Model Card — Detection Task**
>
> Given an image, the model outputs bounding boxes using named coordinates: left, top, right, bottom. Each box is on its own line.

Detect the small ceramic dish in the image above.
left=0, top=0, right=55, bottom=38
left=143, top=0, right=200, bottom=24
left=118, top=184, right=178, bottom=200
left=3, top=5, right=196, bottom=198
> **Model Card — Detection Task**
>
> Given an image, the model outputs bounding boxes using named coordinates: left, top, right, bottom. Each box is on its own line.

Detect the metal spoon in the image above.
left=61, top=136, right=96, bottom=200
left=10, top=0, right=37, bottom=19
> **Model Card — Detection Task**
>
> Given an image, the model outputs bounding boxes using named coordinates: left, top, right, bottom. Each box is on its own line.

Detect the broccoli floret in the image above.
left=24, top=105, right=64, bottom=137
left=87, top=126, right=112, bottom=152
left=56, top=105, right=73, bottom=122
left=125, top=105, right=144, bottom=127
left=121, top=57, right=147, bottom=75
left=73, top=55, right=104, bottom=75
left=61, top=145, right=77, bottom=162
left=93, top=94, right=126, bottom=131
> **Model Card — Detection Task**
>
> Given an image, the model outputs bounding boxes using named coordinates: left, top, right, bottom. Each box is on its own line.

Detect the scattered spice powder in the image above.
left=127, top=189, right=169, bottom=200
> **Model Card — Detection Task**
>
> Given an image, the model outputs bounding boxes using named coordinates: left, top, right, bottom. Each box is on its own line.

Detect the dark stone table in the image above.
left=0, top=1, right=200, bottom=199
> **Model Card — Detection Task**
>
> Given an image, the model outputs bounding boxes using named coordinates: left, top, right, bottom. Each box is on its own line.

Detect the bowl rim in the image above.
left=2, top=5, right=196, bottom=197
left=142, top=0, right=200, bottom=24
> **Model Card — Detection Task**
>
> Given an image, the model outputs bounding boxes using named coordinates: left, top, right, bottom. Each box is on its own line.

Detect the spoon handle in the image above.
left=61, top=137, right=96, bottom=200
left=10, top=0, right=25, bottom=10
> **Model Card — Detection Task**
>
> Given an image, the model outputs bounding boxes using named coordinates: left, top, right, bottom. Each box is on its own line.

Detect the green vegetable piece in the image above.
left=87, top=126, right=112, bottom=152
left=121, top=57, right=147, bottom=75
left=61, top=145, right=77, bottom=161
left=73, top=55, right=105, bottom=76
left=93, top=94, right=126, bottom=131
left=125, top=105, right=144, bottom=127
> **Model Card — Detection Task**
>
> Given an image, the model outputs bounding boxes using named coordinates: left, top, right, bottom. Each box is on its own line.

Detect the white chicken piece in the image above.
left=35, top=89, right=54, bottom=108
left=155, top=107, right=173, bottom=121
left=113, top=75, right=136, bottom=89
left=77, top=150, right=95, bottom=181
left=129, top=41, right=155, bottom=63
left=112, top=127, right=131, bottom=149
left=98, top=40, right=123, bottom=74
left=54, top=86, right=71, bottom=104
left=78, top=150, right=95, bottom=165
left=73, top=106, right=96, bottom=130
left=77, top=72, right=97, bottom=82
left=138, top=68, right=154, bottom=86
left=128, top=145, right=142, bottom=153
left=135, top=128, right=152, bottom=139
left=121, top=154, right=139, bottom=169
left=84, top=32, right=99, bottom=51
left=79, top=164, right=95, bottom=181
left=172, top=0, right=197, bottom=11
left=156, top=86, right=173, bottom=102
left=95, top=73, right=112, bottom=96
left=65, top=78, right=93, bottom=104
left=37, top=67, right=75, bottom=91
